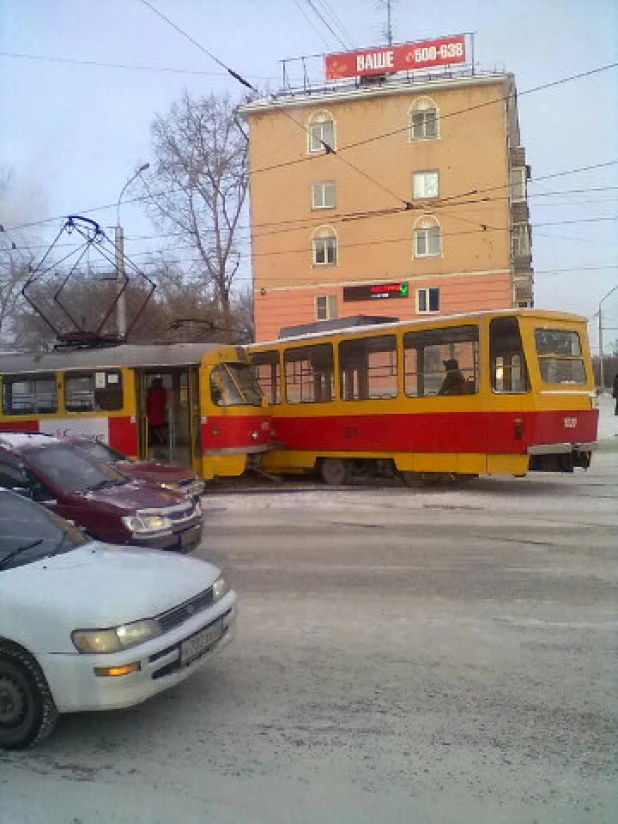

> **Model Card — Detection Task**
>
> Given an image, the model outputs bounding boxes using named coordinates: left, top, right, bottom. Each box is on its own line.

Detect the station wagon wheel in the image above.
left=320, top=458, right=349, bottom=486
left=0, top=646, right=58, bottom=749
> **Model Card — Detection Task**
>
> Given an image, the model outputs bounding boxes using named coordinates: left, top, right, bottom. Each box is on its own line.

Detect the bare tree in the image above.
left=0, top=180, right=31, bottom=343
left=142, top=91, right=249, bottom=323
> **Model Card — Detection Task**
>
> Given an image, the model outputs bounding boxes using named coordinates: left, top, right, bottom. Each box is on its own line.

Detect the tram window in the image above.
left=535, top=329, right=586, bottom=385
left=210, top=365, right=243, bottom=406
left=209, top=364, right=261, bottom=407
left=65, top=371, right=124, bottom=412
left=284, top=343, right=334, bottom=404
left=490, top=317, right=530, bottom=393
left=2, top=375, right=58, bottom=415
left=339, top=335, right=398, bottom=400
left=250, top=351, right=281, bottom=404
left=403, top=325, right=479, bottom=397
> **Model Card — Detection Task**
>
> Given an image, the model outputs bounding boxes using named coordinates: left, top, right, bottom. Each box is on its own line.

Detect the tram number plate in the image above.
left=181, top=621, right=223, bottom=664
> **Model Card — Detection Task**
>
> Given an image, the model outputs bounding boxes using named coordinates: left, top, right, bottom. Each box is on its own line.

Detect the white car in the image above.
left=0, top=488, right=236, bottom=749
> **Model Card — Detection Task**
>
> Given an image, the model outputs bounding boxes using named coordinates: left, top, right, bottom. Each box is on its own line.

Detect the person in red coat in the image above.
left=147, top=378, right=167, bottom=445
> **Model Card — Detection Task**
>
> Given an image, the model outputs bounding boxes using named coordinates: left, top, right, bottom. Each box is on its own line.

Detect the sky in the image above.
left=1, top=0, right=618, bottom=347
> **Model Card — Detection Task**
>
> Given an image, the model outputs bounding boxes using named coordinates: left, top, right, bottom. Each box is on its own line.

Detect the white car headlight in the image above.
left=212, top=575, right=229, bottom=602
left=122, top=513, right=173, bottom=535
left=72, top=619, right=163, bottom=654
left=160, top=482, right=182, bottom=494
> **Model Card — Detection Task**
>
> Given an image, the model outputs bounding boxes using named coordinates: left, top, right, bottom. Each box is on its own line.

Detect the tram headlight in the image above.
left=122, top=512, right=173, bottom=535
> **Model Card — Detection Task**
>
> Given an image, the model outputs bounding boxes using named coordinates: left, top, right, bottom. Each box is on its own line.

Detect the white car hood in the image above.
left=1, top=542, right=221, bottom=652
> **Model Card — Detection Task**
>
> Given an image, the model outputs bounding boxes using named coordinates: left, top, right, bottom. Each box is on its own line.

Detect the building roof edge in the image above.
left=239, top=72, right=513, bottom=117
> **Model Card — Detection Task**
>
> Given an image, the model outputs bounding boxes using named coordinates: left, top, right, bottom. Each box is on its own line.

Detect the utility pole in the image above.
left=114, top=223, right=126, bottom=339
left=596, top=283, right=618, bottom=391
left=115, top=163, right=149, bottom=339
left=599, top=306, right=604, bottom=391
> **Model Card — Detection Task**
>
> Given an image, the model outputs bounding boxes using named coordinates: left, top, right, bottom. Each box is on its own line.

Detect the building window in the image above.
left=417, top=287, right=440, bottom=314
left=316, top=294, right=338, bottom=321
left=308, top=112, right=335, bottom=154
left=510, top=167, right=527, bottom=202
left=512, top=223, right=530, bottom=257
left=410, top=98, right=439, bottom=140
left=312, top=227, right=338, bottom=266
left=413, top=171, right=439, bottom=199
left=414, top=219, right=441, bottom=258
left=312, top=181, right=336, bottom=209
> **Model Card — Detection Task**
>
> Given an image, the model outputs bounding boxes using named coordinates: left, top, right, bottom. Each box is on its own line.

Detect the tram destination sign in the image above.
left=343, top=282, right=409, bottom=302
left=325, top=35, right=467, bottom=80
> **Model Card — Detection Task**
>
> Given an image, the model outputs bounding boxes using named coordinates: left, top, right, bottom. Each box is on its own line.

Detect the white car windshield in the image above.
left=0, top=491, right=87, bottom=571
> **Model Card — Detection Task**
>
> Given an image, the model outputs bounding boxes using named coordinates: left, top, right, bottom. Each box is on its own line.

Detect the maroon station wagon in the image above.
left=64, top=437, right=205, bottom=502
left=0, top=433, right=203, bottom=552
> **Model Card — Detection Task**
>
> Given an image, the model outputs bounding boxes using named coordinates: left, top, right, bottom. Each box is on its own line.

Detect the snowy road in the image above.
left=1, top=400, right=617, bottom=823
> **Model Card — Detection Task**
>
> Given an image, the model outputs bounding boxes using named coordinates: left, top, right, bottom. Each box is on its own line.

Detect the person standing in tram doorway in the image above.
left=147, top=377, right=168, bottom=446
left=612, top=372, right=618, bottom=415
left=438, top=358, right=467, bottom=396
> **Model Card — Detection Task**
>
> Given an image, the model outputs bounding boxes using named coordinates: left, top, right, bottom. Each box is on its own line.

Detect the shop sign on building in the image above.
left=343, top=282, right=410, bottom=301
left=326, top=35, right=467, bottom=80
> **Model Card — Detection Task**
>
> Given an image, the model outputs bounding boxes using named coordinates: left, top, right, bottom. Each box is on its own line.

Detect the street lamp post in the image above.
left=115, top=163, right=149, bottom=338
left=597, top=283, right=618, bottom=391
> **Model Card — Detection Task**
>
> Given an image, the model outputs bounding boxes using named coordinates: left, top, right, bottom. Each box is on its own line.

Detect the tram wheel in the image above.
left=320, top=458, right=349, bottom=486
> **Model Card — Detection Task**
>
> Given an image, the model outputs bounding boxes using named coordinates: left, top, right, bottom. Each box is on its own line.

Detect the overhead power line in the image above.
left=290, top=0, right=333, bottom=49
left=48, top=214, right=617, bottom=273
left=0, top=50, right=278, bottom=80
left=314, top=0, right=356, bottom=48
left=4, top=6, right=618, bottom=238
left=3, top=169, right=618, bottom=247
left=139, top=0, right=409, bottom=207
left=301, top=0, right=352, bottom=50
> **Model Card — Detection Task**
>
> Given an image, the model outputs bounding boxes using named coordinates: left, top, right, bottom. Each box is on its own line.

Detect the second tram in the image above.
left=249, top=309, right=598, bottom=484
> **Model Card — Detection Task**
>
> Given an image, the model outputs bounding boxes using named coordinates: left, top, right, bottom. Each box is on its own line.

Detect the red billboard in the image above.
left=325, top=35, right=467, bottom=81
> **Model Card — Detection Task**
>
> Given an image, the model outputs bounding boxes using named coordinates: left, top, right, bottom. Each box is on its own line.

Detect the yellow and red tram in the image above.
left=249, top=309, right=598, bottom=484
left=0, top=343, right=272, bottom=480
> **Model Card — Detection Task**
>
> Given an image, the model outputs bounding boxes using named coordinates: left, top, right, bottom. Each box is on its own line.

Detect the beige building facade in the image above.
left=241, top=70, right=533, bottom=342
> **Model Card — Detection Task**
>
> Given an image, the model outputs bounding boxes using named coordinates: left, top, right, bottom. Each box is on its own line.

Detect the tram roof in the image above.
left=253, top=308, right=589, bottom=347
left=0, top=343, right=229, bottom=374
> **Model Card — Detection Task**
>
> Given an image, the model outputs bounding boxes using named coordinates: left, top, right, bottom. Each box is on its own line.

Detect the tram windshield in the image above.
left=210, top=363, right=263, bottom=406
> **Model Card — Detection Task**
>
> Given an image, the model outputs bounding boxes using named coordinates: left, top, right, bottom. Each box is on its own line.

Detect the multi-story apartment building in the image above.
left=240, top=43, right=533, bottom=341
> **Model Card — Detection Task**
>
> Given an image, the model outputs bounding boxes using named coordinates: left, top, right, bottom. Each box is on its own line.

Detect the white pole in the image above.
left=598, top=305, right=604, bottom=391
left=115, top=163, right=149, bottom=340
left=115, top=224, right=126, bottom=338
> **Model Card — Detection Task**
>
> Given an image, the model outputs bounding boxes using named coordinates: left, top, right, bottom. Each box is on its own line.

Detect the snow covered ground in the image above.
left=1, top=396, right=616, bottom=824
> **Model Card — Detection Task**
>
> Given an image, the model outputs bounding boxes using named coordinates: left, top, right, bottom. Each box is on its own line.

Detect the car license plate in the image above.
left=181, top=621, right=223, bottom=664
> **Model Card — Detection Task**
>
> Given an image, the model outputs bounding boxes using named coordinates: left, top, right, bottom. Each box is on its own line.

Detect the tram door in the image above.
left=136, top=367, right=201, bottom=469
